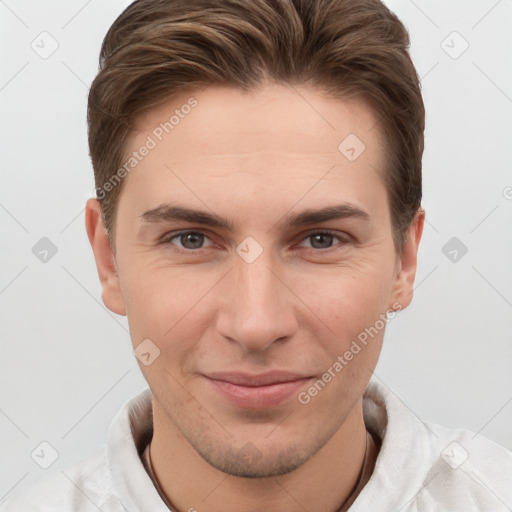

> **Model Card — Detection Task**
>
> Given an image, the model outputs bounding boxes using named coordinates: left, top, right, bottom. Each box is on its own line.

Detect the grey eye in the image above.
left=169, top=231, right=212, bottom=250
left=307, top=233, right=335, bottom=249
left=180, top=232, right=204, bottom=249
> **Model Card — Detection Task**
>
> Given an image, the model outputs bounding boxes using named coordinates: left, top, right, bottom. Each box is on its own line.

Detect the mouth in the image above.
left=203, top=371, right=314, bottom=409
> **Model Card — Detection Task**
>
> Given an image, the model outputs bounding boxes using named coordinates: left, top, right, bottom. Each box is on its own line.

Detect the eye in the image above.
left=297, top=231, right=348, bottom=250
left=164, top=231, right=214, bottom=250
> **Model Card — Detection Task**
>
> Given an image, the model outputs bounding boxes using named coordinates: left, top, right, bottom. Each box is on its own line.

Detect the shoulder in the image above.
left=361, top=381, right=512, bottom=511
left=416, top=423, right=512, bottom=510
left=1, top=446, right=123, bottom=512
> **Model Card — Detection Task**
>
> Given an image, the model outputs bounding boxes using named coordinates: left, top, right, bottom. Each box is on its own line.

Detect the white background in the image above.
left=1, top=0, right=511, bottom=502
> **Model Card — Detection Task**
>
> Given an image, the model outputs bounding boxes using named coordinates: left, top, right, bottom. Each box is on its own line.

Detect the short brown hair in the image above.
left=88, top=0, right=424, bottom=248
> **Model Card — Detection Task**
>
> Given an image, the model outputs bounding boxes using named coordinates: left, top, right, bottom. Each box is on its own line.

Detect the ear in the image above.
left=390, top=208, right=425, bottom=310
left=85, top=198, right=126, bottom=316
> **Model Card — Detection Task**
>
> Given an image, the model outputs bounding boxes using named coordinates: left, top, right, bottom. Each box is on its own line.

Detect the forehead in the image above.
left=133, top=83, right=382, bottom=160
left=119, top=84, right=388, bottom=217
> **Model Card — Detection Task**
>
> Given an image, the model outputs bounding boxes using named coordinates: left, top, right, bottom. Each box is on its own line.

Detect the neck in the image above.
left=149, top=399, right=375, bottom=512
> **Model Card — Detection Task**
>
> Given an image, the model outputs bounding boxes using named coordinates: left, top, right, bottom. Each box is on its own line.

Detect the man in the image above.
left=3, top=0, right=511, bottom=510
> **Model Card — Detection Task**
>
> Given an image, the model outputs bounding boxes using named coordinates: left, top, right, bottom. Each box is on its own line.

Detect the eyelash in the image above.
left=160, top=229, right=350, bottom=253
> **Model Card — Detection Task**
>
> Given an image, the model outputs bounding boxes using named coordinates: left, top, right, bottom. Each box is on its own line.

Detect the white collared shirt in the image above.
left=2, top=381, right=511, bottom=511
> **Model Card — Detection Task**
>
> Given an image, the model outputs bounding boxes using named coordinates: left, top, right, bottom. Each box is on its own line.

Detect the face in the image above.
left=87, top=83, right=422, bottom=478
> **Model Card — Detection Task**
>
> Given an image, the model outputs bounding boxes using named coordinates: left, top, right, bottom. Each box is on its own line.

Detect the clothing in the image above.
left=2, top=381, right=511, bottom=511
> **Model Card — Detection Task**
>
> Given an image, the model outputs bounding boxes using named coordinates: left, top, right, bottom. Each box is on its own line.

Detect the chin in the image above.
left=196, top=443, right=312, bottom=479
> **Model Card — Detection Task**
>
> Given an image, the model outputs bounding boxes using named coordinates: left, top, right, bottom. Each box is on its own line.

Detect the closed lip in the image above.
left=203, top=371, right=314, bottom=409
left=204, top=371, right=312, bottom=387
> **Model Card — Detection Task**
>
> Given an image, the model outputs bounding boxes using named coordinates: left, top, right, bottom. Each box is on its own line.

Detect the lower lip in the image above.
left=205, top=377, right=312, bottom=409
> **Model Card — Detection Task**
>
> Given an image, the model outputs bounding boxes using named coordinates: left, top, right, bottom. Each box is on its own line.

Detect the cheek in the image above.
left=287, top=266, right=392, bottom=380
left=119, top=267, right=179, bottom=341
left=294, top=264, right=394, bottom=333
left=120, top=264, right=221, bottom=361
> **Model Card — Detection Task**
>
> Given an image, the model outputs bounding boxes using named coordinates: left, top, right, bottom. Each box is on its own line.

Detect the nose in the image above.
left=215, top=251, right=299, bottom=352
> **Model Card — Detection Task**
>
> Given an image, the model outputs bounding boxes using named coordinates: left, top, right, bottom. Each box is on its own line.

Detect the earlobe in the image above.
left=390, top=208, right=425, bottom=310
left=85, top=198, right=126, bottom=316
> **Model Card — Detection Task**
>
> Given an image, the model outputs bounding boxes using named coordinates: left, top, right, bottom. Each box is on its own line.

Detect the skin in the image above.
left=86, top=83, right=424, bottom=512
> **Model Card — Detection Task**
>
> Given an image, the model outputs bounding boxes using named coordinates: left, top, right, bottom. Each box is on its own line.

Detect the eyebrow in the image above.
left=140, top=203, right=370, bottom=230
left=141, top=205, right=234, bottom=230
left=285, top=204, right=370, bottom=227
